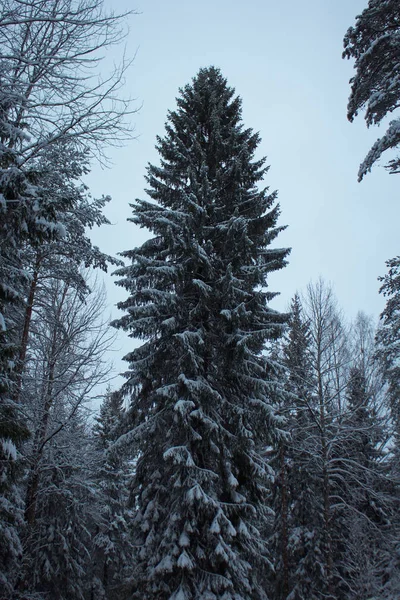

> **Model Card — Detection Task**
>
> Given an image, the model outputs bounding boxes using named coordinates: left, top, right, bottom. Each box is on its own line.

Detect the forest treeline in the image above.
left=1, top=1, right=400, bottom=599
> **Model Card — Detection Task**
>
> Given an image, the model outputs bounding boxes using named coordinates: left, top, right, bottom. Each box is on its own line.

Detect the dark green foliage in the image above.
left=91, top=391, right=134, bottom=600
left=343, top=0, right=400, bottom=179
left=113, top=66, right=289, bottom=600
left=376, top=257, right=400, bottom=424
left=18, top=416, right=96, bottom=600
left=272, top=295, right=326, bottom=600
left=0, top=102, right=37, bottom=597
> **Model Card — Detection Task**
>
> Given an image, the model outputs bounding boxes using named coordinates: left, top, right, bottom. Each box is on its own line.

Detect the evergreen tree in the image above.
left=0, top=94, right=40, bottom=598
left=113, top=67, right=289, bottom=600
left=376, top=257, right=400, bottom=425
left=90, top=390, right=134, bottom=600
left=343, top=0, right=400, bottom=180
left=18, top=411, right=97, bottom=600
left=94, top=389, right=125, bottom=447
left=333, top=364, right=394, bottom=599
left=272, top=294, right=326, bottom=600
left=374, top=259, right=400, bottom=599
left=14, top=144, right=121, bottom=407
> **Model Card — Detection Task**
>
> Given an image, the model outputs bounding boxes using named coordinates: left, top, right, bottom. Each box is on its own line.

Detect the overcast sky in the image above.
left=85, top=0, right=400, bottom=380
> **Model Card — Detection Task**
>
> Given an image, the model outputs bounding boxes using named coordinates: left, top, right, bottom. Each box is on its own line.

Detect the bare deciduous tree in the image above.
left=16, top=272, right=116, bottom=596
left=0, top=2, right=135, bottom=592
left=0, top=0, right=136, bottom=165
left=23, top=274, right=115, bottom=527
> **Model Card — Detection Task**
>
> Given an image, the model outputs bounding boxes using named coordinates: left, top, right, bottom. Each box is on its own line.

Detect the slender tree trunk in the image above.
left=14, top=253, right=41, bottom=404
left=317, top=367, right=334, bottom=600
left=279, top=444, right=289, bottom=599
left=24, top=357, right=56, bottom=525
left=24, top=282, right=68, bottom=525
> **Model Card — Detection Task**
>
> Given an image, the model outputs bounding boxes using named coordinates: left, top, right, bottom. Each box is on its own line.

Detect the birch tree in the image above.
left=17, top=274, right=115, bottom=598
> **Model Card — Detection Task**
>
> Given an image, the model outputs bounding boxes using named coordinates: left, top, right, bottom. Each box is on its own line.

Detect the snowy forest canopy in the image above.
left=1, top=1, right=400, bottom=599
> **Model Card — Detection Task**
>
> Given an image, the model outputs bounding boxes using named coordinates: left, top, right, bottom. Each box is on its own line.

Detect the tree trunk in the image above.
left=13, top=254, right=41, bottom=404
left=24, top=282, right=68, bottom=525
left=279, top=444, right=289, bottom=599
left=318, top=368, right=334, bottom=600
left=24, top=356, right=56, bottom=525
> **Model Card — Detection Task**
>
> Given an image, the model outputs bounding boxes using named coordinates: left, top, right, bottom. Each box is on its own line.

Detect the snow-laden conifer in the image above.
left=113, top=67, right=289, bottom=599
left=0, top=91, right=36, bottom=597
left=272, top=295, right=326, bottom=600
left=18, top=411, right=97, bottom=600
left=91, top=390, right=134, bottom=600
left=343, top=0, right=400, bottom=179
left=376, top=257, right=400, bottom=422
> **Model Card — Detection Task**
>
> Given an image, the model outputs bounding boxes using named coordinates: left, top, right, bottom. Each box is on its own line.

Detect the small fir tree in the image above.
left=18, top=412, right=96, bottom=600
left=91, top=390, right=134, bottom=600
left=332, top=365, right=393, bottom=599
left=272, top=294, right=326, bottom=600
left=113, top=67, right=289, bottom=600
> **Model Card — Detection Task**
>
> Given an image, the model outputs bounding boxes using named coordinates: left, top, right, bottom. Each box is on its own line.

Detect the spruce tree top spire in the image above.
left=114, top=67, right=289, bottom=600
left=152, top=66, right=266, bottom=204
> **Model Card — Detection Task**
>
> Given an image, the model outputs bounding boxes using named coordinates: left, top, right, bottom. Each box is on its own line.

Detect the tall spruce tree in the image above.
left=113, top=67, right=289, bottom=600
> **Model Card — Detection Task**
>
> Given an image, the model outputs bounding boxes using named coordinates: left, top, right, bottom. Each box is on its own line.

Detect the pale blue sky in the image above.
left=86, top=0, right=399, bottom=377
